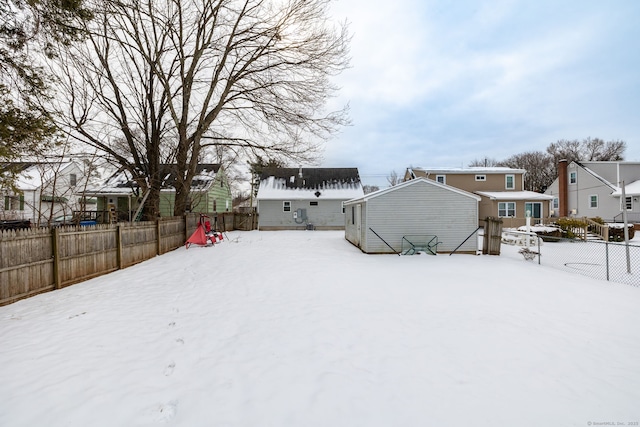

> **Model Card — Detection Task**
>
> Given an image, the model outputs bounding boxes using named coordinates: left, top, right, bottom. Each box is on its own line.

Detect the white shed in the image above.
left=344, top=178, right=481, bottom=254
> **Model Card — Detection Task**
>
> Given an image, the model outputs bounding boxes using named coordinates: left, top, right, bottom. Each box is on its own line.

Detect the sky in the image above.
left=1, top=230, right=639, bottom=426
left=321, top=0, right=640, bottom=188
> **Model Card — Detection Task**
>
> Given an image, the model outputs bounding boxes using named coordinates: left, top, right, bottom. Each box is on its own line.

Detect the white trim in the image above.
left=505, top=174, right=515, bottom=190
left=498, top=201, right=516, bottom=217
left=569, top=171, right=577, bottom=184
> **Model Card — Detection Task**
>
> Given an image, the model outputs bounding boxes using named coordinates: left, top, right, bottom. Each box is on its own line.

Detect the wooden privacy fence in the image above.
left=0, top=212, right=256, bottom=306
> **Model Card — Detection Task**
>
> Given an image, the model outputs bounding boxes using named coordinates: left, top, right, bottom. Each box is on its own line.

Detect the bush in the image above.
left=553, top=218, right=587, bottom=239
left=608, top=224, right=635, bottom=242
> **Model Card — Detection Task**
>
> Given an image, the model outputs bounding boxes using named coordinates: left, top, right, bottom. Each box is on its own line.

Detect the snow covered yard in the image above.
left=1, top=230, right=639, bottom=427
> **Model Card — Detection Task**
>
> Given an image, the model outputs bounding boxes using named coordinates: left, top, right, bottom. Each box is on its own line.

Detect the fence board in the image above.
left=1, top=213, right=251, bottom=306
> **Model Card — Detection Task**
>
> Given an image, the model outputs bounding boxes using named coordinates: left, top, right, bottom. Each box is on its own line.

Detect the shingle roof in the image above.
left=257, top=168, right=363, bottom=200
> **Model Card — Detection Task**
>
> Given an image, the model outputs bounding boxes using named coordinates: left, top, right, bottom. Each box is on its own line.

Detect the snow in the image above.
left=257, top=176, right=364, bottom=200
left=476, top=190, right=555, bottom=200
left=1, top=231, right=639, bottom=426
left=611, top=180, right=640, bottom=197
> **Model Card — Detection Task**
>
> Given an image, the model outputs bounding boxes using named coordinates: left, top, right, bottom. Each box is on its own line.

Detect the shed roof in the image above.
left=345, top=177, right=481, bottom=205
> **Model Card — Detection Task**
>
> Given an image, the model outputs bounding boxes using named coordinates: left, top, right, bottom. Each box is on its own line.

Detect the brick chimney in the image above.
left=558, top=159, right=568, bottom=217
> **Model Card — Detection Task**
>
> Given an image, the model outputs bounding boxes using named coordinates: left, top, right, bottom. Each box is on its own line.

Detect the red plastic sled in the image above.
left=185, top=214, right=223, bottom=248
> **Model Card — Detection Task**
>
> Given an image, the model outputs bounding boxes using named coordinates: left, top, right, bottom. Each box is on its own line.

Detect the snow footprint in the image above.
left=155, top=400, right=178, bottom=422
left=164, top=362, right=176, bottom=376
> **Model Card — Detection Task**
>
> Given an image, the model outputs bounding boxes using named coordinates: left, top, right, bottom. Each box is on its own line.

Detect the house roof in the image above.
left=87, top=164, right=221, bottom=195
left=575, top=161, right=618, bottom=192
left=257, top=167, right=363, bottom=200
left=475, top=191, right=555, bottom=201
left=408, top=166, right=526, bottom=177
left=345, top=177, right=481, bottom=204
left=611, top=180, right=640, bottom=197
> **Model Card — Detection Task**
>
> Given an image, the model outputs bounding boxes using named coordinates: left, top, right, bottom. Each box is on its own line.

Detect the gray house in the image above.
left=257, top=167, right=364, bottom=230
left=344, top=178, right=481, bottom=254
left=545, top=160, right=640, bottom=222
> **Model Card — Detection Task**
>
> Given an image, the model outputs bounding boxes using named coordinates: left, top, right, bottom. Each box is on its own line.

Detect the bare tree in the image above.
left=54, top=0, right=350, bottom=217
left=546, top=137, right=626, bottom=179
left=499, top=151, right=554, bottom=192
left=468, top=157, right=500, bottom=167
left=387, top=170, right=400, bottom=187
left=362, top=185, right=379, bottom=194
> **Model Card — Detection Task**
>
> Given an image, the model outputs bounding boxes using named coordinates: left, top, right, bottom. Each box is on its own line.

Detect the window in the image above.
left=553, top=197, right=559, bottom=210
left=341, top=202, right=345, bottom=214
left=5, top=194, right=26, bottom=211
left=570, top=172, right=577, bottom=184
left=351, top=206, right=355, bottom=224
left=589, top=195, right=598, bottom=209
left=498, top=202, right=516, bottom=217
left=623, top=197, right=632, bottom=211
left=310, top=201, right=318, bottom=206
left=283, top=201, right=291, bottom=212
left=505, top=174, right=515, bottom=190
left=435, top=175, right=445, bottom=184
left=475, top=175, right=486, bottom=181
left=69, top=174, right=77, bottom=186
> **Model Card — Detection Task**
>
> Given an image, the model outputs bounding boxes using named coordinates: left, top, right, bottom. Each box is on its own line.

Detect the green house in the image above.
left=87, top=164, right=232, bottom=222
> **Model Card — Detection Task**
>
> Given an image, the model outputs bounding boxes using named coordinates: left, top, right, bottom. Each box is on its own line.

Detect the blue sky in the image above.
left=321, top=0, right=640, bottom=188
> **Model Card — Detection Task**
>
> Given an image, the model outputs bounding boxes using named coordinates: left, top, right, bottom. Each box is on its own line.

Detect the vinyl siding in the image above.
left=346, top=180, right=478, bottom=254
left=259, top=199, right=346, bottom=230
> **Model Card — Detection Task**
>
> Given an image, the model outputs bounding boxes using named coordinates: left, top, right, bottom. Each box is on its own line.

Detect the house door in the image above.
left=525, top=202, right=542, bottom=221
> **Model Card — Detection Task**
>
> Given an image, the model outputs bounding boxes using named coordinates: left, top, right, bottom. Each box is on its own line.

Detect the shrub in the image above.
left=608, top=224, right=635, bottom=242
left=553, top=218, right=587, bottom=239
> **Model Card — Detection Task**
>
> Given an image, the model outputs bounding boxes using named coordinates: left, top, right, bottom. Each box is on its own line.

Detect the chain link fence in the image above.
left=502, top=231, right=640, bottom=287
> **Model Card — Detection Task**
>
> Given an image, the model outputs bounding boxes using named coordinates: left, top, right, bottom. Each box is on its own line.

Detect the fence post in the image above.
left=606, top=241, right=610, bottom=281
left=156, top=218, right=161, bottom=256
left=51, top=227, right=61, bottom=289
left=483, top=217, right=503, bottom=255
left=116, top=225, right=123, bottom=269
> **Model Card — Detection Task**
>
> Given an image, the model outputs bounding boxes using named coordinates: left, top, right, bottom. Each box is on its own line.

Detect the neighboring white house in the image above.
left=545, top=160, right=640, bottom=222
left=257, top=167, right=364, bottom=230
left=344, top=178, right=481, bottom=254
left=1, top=161, right=92, bottom=225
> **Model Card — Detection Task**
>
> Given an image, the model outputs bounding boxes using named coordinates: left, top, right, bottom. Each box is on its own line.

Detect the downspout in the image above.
left=558, top=159, right=568, bottom=217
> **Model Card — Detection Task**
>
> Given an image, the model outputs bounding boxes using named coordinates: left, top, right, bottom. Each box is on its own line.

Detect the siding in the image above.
left=259, top=199, right=346, bottom=230
left=346, top=180, right=478, bottom=254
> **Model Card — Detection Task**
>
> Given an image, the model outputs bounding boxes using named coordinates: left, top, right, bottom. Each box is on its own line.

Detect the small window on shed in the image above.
left=310, top=201, right=318, bottom=206
left=475, top=175, right=486, bottom=181
left=341, top=201, right=345, bottom=214
left=283, top=201, right=291, bottom=212
left=435, top=175, right=445, bottom=184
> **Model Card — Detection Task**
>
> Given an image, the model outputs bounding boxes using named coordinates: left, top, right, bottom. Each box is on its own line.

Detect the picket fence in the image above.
left=0, top=212, right=255, bottom=306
